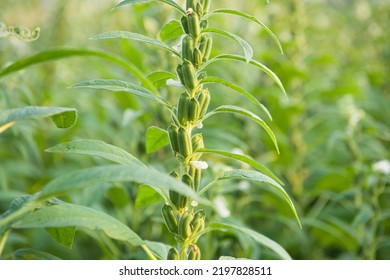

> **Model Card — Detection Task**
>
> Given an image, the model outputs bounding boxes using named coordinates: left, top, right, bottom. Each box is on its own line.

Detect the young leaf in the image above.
left=202, top=28, right=253, bottom=62
left=0, top=106, right=77, bottom=133
left=70, top=79, right=169, bottom=107
left=200, top=76, right=272, bottom=120
left=199, top=54, right=287, bottom=98
left=45, top=139, right=145, bottom=166
left=13, top=203, right=144, bottom=246
left=90, top=31, right=180, bottom=57
left=113, top=0, right=186, bottom=15
left=204, top=9, right=283, bottom=54
left=159, top=19, right=184, bottom=41
left=207, top=223, right=292, bottom=260
left=145, top=126, right=169, bottom=153
left=198, top=148, right=284, bottom=185
left=200, top=169, right=300, bottom=228
left=203, top=105, right=279, bottom=153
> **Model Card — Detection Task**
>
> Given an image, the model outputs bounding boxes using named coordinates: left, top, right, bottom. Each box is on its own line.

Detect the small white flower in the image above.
left=191, top=200, right=199, bottom=207
left=214, top=196, right=231, bottom=218
left=196, top=121, right=203, bottom=129
left=166, top=78, right=182, bottom=87
left=373, top=160, right=390, bottom=175
left=190, top=160, right=208, bottom=170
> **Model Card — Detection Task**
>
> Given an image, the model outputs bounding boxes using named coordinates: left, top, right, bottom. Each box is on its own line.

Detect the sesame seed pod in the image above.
left=187, top=11, right=201, bottom=38
left=168, top=124, right=180, bottom=154
left=180, top=16, right=189, bottom=34
left=182, top=35, right=194, bottom=62
left=202, top=36, right=212, bottom=62
left=178, top=210, right=194, bottom=239
left=177, top=92, right=191, bottom=125
left=169, top=170, right=180, bottom=206
left=201, top=0, right=210, bottom=13
left=182, top=173, right=194, bottom=190
left=167, top=247, right=180, bottom=260
left=193, top=47, right=202, bottom=68
left=162, top=204, right=178, bottom=233
left=188, top=245, right=201, bottom=260
left=182, top=60, right=198, bottom=90
left=198, top=34, right=210, bottom=58
left=197, top=89, right=210, bottom=118
left=188, top=98, right=200, bottom=123
left=193, top=168, right=201, bottom=192
left=176, top=64, right=186, bottom=86
left=178, top=126, right=192, bottom=158
left=196, top=2, right=204, bottom=17
left=186, top=0, right=197, bottom=10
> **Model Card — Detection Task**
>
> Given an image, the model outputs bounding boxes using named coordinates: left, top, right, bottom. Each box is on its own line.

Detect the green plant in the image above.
left=0, top=0, right=300, bottom=260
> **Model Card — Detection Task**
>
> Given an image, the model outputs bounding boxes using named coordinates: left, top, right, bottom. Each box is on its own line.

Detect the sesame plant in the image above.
left=0, top=0, right=300, bottom=260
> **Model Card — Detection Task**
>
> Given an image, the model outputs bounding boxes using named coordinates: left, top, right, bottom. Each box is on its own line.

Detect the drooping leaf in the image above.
left=159, top=19, right=184, bottom=41
left=200, top=169, right=301, bottom=227
left=198, top=148, right=284, bottom=185
left=145, top=126, right=169, bottom=153
left=90, top=31, right=180, bottom=57
left=113, top=0, right=185, bottom=15
left=45, top=227, right=76, bottom=249
left=14, top=203, right=143, bottom=246
left=202, top=28, right=253, bottom=62
left=200, top=76, right=272, bottom=120
left=203, top=105, right=279, bottom=153
left=0, top=106, right=77, bottom=133
left=70, top=79, right=169, bottom=107
left=45, top=139, right=144, bottom=166
left=37, top=164, right=207, bottom=205
left=205, top=9, right=283, bottom=54
left=142, top=71, right=177, bottom=88
left=199, top=54, right=287, bottom=97
left=199, top=223, right=292, bottom=260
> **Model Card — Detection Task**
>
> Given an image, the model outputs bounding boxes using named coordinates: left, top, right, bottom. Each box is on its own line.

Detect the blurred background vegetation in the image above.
left=1, top=0, right=389, bottom=259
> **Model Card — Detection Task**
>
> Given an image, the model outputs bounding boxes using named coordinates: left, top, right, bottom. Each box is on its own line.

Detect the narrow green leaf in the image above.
left=14, top=203, right=143, bottom=246
left=0, top=106, right=77, bottom=133
left=10, top=249, right=61, bottom=260
left=91, top=31, right=180, bottom=57
left=37, top=164, right=207, bottom=205
left=202, top=223, right=292, bottom=260
left=203, top=105, right=279, bottom=153
left=45, top=227, right=76, bottom=249
left=202, top=28, right=253, bottom=62
left=200, top=76, right=272, bottom=120
left=199, top=169, right=301, bottom=228
left=45, top=139, right=144, bottom=166
left=135, top=185, right=163, bottom=208
left=198, top=148, right=284, bottom=185
left=199, top=54, right=287, bottom=98
left=142, top=71, right=177, bottom=88
left=205, top=9, right=283, bottom=54
left=159, top=19, right=184, bottom=41
left=70, top=79, right=169, bottom=107
left=113, top=0, right=186, bottom=15
left=145, top=126, right=169, bottom=153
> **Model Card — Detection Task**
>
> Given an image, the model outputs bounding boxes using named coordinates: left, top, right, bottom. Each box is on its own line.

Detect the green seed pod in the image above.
left=177, top=92, right=191, bottom=125
left=191, top=209, right=206, bottom=232
left=168, top=124, right=180, bottom=154
left=162, top=204, right=178, bottom=233
left=169, top=171, right=180, bottom=206
left=178, top=210, right=194, bottom=239
left=187, top=11, right=201, bottom=38
left=196, top=2, right=204, bottom=17
left=193, top=168, right=201, bottom=192
left=178, top=126, right=192, bottom=157
left=167, top=247, right=179, bottom=260
left=182, top=173, right=194, bottom=190
left=182, top=60, right=198, bottom=90
left=202, top=36, right=212, bottom=62
left=193, top=47, right=202, bottom=68
left=176, top=64, right=185, bottom=86
left=201, top=0, right=210, bottom=13
left=191, top=133, right=204, bottom=152
left=200, top=20, right=208, bottom=29
left=188, top=245, right=201, bottom=260
left=178, top=194, right=189, bottom=210
left=180, top=16, right=189, bottom=34
left=186, top=0, right=197, bottom=10
left=197, top=89, right=210, bottom=118
left=188, top=98, right=200, bottom=123
left=182, top=35, right=194, bottom=62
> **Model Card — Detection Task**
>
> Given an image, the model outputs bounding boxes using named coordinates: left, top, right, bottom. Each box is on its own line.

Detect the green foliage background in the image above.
left=1, top=0, right=389, bottom=259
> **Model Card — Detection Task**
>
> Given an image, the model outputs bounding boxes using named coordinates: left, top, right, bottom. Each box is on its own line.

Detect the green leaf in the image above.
left=200, top=76, right=272, bottom=120
left=198, top=148, right=284, bottom=185
left=113, top=0, right=186, bottom=15
left=135, top=185, right=163, bottom=208
left=45, top=139, right=144, bottom=166
left=202, top=28, right=253, bottom=62
left=91, top=31, right=180, bottom=57
left=204, top=223, right=292, bottom=260
left=0, top=106, right=77, bottom=133
left=203, top=105, right=279, bottom=153
left=143, top=240, right=170, bottom=260
left=45, top=227, right=76, bottom=249
left=199, top=54, right=287, bottom=98
left=70, top=79, right=168, bottom=107
left=205, top=9, right=283, bottom=54
left=10, top=249, right=61, bottom=260
left=200, top=169, right=301, bottom=228
left=145, top=126, right=169, bottom=153
left=159, top=19, right=184, bottom=41
left=142, top=71, right=177, bottom=88
left=37, top=164, right=207, bottom=205
left=219, top=256, right=250, bottom=260
left=14, top=203, right=143, bottom=246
